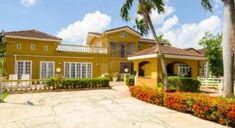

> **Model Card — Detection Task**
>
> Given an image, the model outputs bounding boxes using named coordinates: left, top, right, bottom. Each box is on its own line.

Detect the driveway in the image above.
left=0, top=84, right=229, bottom=128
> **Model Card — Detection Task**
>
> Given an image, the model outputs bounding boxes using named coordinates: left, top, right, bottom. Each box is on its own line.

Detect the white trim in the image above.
left=128, top=53, right=206, bottom=60
left=40, top=61, right=55, bottom=79
left=88, top=33, right=101, bottom=37
left=5, top=35, right=61, bottom=42
left=105, top=27, right=141, bottom=37
left=16, top=60, right=32, bottom=79
left=164, top=54, right=206, bottom=60
left=128, top=54, right=157, bottom=60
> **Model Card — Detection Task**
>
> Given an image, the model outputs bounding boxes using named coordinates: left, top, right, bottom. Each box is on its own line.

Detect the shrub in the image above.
left=127, top=75, right=135, bottom=86
left=168, top=76, right=200, bottom=92
left=45, top=78, right=109, bottom=89
left=45, top=77, right=61, bottom=88
left=129, top=86, right=235, bottom=127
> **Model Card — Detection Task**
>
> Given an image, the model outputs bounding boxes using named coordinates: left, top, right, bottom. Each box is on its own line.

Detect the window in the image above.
left=44, top=45, right=48, bottom=51
left=110, top=42, right=116, bottom=49
left=120, top=32, right=128, bottom=38
left=16, top=43, right=21, bottom=49
left=64, top=62, right=92, bottom=78
left=16, top=61, right=32, bottom=79
left=40, top=61, right=54, bottom=79
left=178, top=64, right=190, bottom=76
left=129, top=44, right=135, bottom=55
left=31, top=44, right=36, bottom=50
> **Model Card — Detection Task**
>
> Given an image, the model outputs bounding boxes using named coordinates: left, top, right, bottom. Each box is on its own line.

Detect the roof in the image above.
left=104, top=26, right=142, bottom=36
left=5, top=29, right=62, bottom=41
left=139, top=38, right=156, bottom=44
left=88, top=32, right=102, bottom=37
left=133, top=45, right=205, bottom=57
left=198, top=48, right=206, bottom=55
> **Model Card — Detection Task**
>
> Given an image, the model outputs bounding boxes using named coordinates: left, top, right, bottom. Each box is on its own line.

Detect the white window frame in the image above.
left=178, top=64, right=190, bottom=76
left=16, top=43, right=21, bottom=49
left=40, top=61, right=55, bottom=79
left=64, top=62, right=93, bottom=78
left=31, top=44, right=36, bottom=50
left=16, top=60, right=32, bottom=79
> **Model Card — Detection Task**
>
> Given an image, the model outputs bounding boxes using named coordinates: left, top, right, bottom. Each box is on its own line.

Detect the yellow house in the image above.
left=1, top=26, right=207, bottom=84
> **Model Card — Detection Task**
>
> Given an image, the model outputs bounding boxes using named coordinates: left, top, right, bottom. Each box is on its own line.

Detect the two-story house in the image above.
left=1, top=26, right=207, bottom=86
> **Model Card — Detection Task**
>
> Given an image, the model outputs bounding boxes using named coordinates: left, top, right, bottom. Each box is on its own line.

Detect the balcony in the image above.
left=56, top=44, right=108, bottom=54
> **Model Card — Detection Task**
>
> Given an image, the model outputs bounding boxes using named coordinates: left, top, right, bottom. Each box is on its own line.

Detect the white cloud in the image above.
left=57, top=11, right=111, bottom=44
left=20, top=0, right=39, bottom=7
left=159, top=15, right=178, bottom=32
left=151, top=5, right=175, bottom=25
left=162, top=15, right=221, bottom=48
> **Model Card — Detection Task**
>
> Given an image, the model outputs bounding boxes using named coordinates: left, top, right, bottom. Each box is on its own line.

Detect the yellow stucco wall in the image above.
left=132, top=57, right=201, bottom=86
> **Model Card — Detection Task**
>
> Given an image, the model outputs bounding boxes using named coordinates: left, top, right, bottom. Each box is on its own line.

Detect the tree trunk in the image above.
left=145, top=13, right=169, bottom=89
left=222, top=0, right=234, bottom=97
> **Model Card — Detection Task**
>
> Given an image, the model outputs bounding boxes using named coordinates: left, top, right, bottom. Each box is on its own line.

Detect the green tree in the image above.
left=157, top=34, right=171, bottom=46
left=121, top=0, right=169, bottom=89
left=201, top=0, right=234, bottom=97
left=0, top=31, right=6, bottom=55
left=199, top=32, right=223, bottom=77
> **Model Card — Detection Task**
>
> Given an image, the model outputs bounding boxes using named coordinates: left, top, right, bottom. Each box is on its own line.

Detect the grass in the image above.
left=0, top=92, right=9, bottom=103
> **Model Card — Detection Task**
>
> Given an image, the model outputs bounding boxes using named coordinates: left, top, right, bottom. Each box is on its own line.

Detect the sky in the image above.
left=0, top=0, right=224, bottom=48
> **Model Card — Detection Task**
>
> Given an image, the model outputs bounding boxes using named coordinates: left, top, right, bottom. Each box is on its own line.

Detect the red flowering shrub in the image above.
left=129, top=86, right=235, bottom=127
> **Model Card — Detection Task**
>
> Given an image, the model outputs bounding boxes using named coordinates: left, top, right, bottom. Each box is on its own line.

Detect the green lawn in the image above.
left=0, top=92, right=9, bottom=103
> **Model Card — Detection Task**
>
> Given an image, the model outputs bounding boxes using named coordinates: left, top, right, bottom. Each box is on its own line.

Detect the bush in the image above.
left=168, top=76, right=200, bottom=92
left=45, top=78, right=109, bottom=89
left=129, top=86, right=235, bottom=127
left=127, top=75, right=135, bottom=86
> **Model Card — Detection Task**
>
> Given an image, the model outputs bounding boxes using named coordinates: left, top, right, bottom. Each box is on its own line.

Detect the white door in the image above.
left=40, top=61, right=55, bottom=79
left=16, top=61, right=32, bottom=79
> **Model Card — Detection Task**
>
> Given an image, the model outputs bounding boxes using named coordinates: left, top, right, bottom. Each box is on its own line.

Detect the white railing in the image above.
left=0, top=79, right=53, bottom=92
left=56, top=44, right=108, bottom=54
left=198, top=77, right=222, bottom=87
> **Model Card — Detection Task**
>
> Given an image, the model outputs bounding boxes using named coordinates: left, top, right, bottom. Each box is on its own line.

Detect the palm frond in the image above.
left=201, top=0, right=213, bottom=11
left=134, top=17, right=149, bottom=35
left=120, top=0, right=134, bottom=21
left=149, top=0, right=165, bottom=13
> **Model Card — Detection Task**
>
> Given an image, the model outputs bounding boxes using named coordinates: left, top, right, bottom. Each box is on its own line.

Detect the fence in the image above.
left=0, top=79, right=53, bottom=92
left=197, top=77, right=222, bottom=88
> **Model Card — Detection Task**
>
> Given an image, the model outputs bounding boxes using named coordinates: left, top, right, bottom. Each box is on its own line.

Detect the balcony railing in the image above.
left=56, top=44, right=108, bottom=54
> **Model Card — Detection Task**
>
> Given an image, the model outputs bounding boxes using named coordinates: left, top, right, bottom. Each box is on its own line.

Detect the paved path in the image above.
left=0, top=84, right=229, bottom=128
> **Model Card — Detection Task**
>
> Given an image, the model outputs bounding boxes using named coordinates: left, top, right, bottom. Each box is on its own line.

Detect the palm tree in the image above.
left=201, top=0, right=234, bottom=96
left=120, top=0, right=169, bottom=89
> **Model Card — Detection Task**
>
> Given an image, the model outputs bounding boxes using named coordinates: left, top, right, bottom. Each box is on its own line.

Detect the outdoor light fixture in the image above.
left=56, top=68, right=61, bottom=73
left=124, top=68, right=129, bottom=73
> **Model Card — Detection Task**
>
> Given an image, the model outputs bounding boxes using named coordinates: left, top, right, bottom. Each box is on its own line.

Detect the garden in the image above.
left=129, top=76, right=235, bottom=127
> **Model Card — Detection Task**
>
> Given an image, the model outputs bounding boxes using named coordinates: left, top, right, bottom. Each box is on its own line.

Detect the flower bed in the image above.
left=129, top=86, right=235, bottom=127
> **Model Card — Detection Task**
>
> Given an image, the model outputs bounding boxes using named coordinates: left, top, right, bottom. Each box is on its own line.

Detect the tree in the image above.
left=201, top=0, right=234, bottom=97
left=157, top=34, right=171, bottom=46
left=199, top=32, right=223, bottom=77
left=121, top=0, right=169, bottom=89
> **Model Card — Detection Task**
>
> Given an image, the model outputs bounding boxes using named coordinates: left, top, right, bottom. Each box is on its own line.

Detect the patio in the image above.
left=0, top=84, right=228, bottom=128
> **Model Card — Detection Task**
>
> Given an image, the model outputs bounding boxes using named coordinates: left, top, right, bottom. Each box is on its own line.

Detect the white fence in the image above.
left=0, top=79, right=54, bottom=92
left=197, top=77, right=222, bottom=87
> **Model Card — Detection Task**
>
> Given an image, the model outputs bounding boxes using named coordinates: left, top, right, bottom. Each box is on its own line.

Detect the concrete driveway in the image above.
left=0, top=85, right=229, bottom=128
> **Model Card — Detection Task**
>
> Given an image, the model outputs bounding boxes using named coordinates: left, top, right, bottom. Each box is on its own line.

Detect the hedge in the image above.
left=168, top=76, right=200, bottom=92
left=45, top=78, right=109, bottom=89
left=129, top=86, right=235, bottom=127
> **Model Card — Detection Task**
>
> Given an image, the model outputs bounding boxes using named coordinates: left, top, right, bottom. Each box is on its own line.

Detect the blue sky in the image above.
left=0, top=0, right=223, bottom=48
